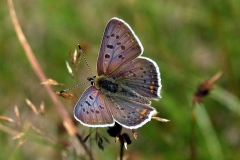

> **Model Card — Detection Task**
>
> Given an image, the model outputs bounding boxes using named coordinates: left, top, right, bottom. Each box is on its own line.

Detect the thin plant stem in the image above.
left=190, top=103, right=196, bottom=160
left=120, top=141, right=124, bottom=160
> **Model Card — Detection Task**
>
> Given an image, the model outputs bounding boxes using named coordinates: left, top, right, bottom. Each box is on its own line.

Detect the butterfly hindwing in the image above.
left=97, top=17, right=143, bottom=76
left=109, top=96, right=157, bottom=129
left=74, top=86, right=114, bottom=127
left=116, top=57, right=161, bottom=99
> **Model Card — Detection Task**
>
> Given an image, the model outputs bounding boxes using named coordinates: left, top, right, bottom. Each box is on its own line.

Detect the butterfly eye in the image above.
left=87, top=77, right=96, bottom=85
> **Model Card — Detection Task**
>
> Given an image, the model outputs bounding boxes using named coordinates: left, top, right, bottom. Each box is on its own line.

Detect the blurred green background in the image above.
left=1, top=0, right=240, bottom=159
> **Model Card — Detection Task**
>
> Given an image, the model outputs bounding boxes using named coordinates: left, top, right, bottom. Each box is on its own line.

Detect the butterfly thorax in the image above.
left=94, top=75, right=118, bottom=93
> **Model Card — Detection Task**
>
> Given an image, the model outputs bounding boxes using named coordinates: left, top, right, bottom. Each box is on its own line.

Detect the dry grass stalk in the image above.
left=192, top=71, right=222, bottom=103
left=26, top=99, right=39, bottom=115
left=41, top=79, right=64, bottom=86
left=14, top=105, right=20, bottom=123
left=132, top=130, right=137, bottom=140
left=39, top=101, right=45, bottom=115
left=0, top=115, right=15, bottom=123
left=152, top=117, right=170, bottom=122
left=28, top=123, right=43, bottom=135
left=55, top=91, right=77, bottom=102
left=63, top=120, right=75, bottom=136
left=12, top=132, right=24, bottom=140
left=17, top=139, right=26, bottom=148
left=66, top=61, right=74, bottom=77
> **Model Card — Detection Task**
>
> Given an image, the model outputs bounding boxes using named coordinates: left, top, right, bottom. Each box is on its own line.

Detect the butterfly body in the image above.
left=74, top=17, right=161, bottom=129
left=93, top=74, right=151, bottom=104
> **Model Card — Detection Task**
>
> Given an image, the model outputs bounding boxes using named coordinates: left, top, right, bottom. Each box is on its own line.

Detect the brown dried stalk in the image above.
left=7, top=0, right=93, bottom=159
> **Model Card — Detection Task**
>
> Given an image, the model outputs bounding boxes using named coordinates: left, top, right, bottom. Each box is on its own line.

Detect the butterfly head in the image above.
left=87, top=76, right=96, bottom=85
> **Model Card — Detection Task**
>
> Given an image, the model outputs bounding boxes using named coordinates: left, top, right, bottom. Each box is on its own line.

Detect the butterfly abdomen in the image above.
left=94, top=75, right=151, bottom=104
left=116, top=86, right=151, bottom=104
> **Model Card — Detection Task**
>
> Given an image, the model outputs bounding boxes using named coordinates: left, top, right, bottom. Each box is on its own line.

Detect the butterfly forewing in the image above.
left=116, top=57, right=161, bottom=99
left=74, top=86, right=114, bottom=127
left=109, top=96, right=157, bottom=129
left=97, top=17, right=143, bottom=76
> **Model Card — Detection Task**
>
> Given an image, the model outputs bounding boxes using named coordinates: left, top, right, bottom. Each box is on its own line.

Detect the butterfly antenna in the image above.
left=60, top=81, right=89, bottom=93
left=78, top=44, right=94, bottom=77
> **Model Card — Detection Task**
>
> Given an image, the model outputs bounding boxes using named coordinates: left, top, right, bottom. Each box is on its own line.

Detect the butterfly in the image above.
left=74, top=17, right=161, bottom=129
